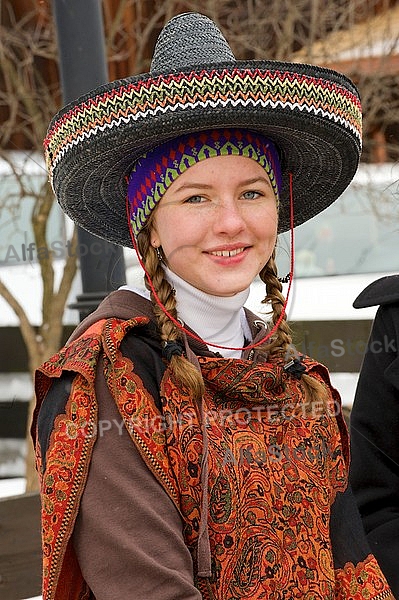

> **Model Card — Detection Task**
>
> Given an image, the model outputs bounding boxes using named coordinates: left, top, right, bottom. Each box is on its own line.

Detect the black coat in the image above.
left=350, top=275, right=399, bottom=597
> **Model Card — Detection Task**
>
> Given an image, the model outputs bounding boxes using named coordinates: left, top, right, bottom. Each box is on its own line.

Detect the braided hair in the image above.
left=136, top=227, right=205, bottom=401
left=258, top=250, right=329, bottom=413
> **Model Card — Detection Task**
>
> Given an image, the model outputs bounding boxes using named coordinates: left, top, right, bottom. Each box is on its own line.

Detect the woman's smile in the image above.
left=207, top=246, right=247, bottom=258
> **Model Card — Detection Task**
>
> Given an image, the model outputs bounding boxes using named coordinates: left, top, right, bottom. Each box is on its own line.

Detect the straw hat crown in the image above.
left=150, top=12, right=236, bottom=72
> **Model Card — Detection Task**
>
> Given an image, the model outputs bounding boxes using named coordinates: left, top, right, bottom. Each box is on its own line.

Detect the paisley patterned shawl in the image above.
left=32, top=316, right=392, bottom=600
left=159, top=354, right=361, bottom=599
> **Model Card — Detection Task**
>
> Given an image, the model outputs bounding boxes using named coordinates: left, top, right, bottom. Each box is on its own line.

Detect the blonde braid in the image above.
left=258, top=251, right=293, bottom=359
left=136, top=227, right=205, bottom=401
left=259, top=250, right=329, bottom=413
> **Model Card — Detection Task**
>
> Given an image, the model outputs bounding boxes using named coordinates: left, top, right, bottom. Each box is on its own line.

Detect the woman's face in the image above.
left=150, top=155, right=278, bottom=297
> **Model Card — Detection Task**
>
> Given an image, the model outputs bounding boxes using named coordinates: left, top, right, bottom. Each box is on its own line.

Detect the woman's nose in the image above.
left=213, top=200, right=245, bottom=234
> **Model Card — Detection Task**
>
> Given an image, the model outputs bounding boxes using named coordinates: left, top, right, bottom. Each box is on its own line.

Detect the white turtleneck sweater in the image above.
left=164, top=267, right=251, bottom=358
left=121, top=268, right=252, bottom=358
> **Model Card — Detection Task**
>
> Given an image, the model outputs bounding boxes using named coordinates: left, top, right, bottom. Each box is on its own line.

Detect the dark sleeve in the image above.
left=37, top=370, right=76, bottom=472
left=72, top=355, right=202, bottom=600
left=330, top=484, right=377, bottom=568
left=349, top=304, right=399, bottom=597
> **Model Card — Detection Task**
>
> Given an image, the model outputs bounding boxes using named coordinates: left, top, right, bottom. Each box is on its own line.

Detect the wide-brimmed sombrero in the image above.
left=44, top=12, right=362, bottom=248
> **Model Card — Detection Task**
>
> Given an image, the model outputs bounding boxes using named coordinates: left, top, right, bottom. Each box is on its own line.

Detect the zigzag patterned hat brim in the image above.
left=44, top=14, right=362, bottom=248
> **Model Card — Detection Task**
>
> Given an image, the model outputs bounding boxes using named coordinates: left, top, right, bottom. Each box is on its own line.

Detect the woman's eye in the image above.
left=184, top=195, right=205, bottom=204
left=242, top=190, right=262, bottom=200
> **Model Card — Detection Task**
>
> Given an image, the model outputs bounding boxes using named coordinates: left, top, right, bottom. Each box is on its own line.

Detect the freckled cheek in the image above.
left=257, top=222, right=277, bottom=264
left=256, top=216, right=277, bottom=241
left=161, top=231, right=204, bottom=264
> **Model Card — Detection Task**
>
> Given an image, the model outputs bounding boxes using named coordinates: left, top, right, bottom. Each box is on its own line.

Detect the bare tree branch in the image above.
left=0, top=278, right=39, bottom=372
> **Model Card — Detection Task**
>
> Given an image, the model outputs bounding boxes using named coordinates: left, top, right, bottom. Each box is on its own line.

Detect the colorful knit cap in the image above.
left=127, top=128, right=282, bottom=236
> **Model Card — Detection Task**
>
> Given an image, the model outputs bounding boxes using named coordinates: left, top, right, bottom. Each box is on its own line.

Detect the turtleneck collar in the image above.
left=164, top=267, right=251, bottom=358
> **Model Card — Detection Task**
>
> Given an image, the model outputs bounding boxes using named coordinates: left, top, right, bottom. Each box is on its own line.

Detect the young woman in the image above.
left=32, top=12, right=394, bottom=600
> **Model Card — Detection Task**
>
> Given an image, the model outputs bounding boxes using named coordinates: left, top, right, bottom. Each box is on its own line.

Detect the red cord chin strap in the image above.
left=126, top=172, right=295, bottom=352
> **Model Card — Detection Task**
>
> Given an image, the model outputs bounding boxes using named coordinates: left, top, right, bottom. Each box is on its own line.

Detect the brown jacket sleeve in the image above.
left=73, top=358, right=202, bottom=600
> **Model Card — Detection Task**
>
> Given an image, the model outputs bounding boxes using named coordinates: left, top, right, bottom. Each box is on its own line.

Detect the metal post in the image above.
left=52, top=0, right=126, bottom=319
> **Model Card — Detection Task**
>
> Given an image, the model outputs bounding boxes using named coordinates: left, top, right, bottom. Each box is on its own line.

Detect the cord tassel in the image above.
left=196, top=395, right=212, bottom=578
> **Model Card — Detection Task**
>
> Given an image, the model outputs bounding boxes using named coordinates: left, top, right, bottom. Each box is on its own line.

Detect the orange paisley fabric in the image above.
left=33, top=317, right=392, bottom=600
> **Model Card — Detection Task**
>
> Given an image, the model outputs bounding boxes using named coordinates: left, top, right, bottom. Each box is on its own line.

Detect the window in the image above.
left=276, top=164, right=399, bottom=278
left=0, top=153, right=66, bottom=267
